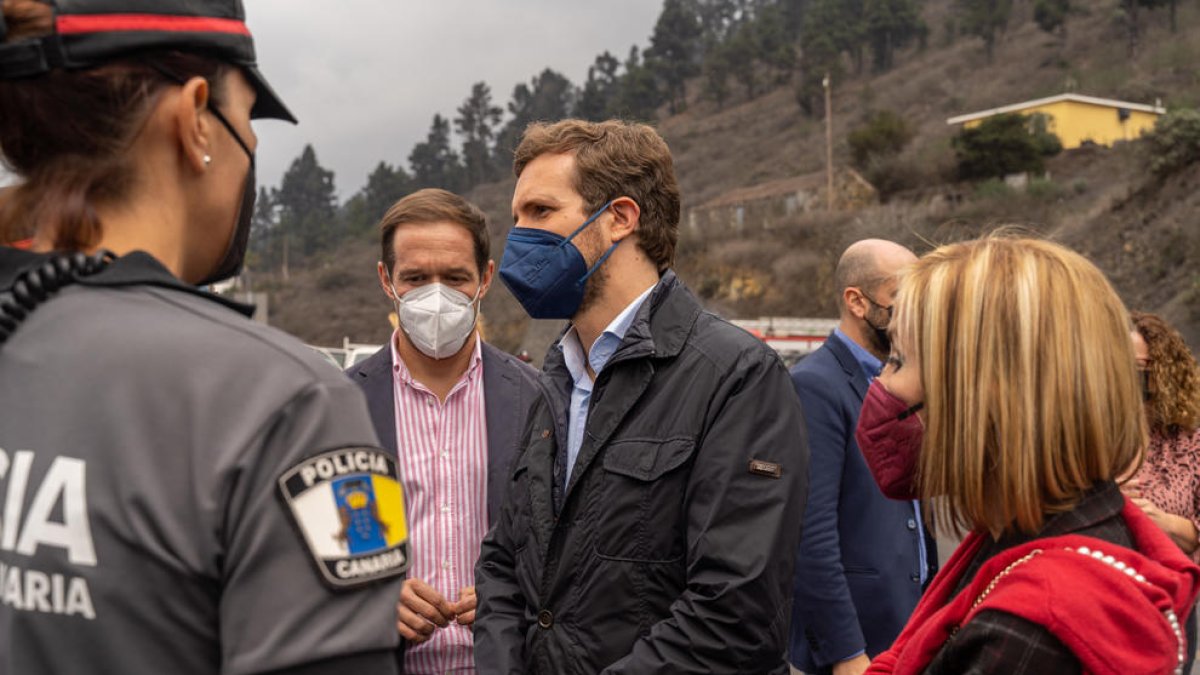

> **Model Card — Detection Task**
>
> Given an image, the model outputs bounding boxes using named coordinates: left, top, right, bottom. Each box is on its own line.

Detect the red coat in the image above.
left=867, top=498, right=1200, bottom=675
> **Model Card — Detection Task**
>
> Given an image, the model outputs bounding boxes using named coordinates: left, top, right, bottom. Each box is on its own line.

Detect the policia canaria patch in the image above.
left=278, top=447, right=411, bottom=589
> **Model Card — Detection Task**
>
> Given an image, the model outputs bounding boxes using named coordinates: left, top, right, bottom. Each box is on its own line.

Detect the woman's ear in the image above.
left=173, top=76, right=213, bottom=173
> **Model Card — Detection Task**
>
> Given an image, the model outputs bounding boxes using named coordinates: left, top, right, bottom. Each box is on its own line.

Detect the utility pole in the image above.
left=824, top=72, right=835, bottom=211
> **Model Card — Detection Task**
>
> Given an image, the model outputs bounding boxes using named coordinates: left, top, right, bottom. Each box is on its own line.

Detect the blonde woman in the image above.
left=854, top=237, right=1200, bottom=674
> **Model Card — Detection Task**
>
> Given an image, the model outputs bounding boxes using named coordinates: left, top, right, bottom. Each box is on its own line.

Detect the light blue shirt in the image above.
left=834, top=327, right=930, bottom=587
left=559, top=284, right=656, bottom=487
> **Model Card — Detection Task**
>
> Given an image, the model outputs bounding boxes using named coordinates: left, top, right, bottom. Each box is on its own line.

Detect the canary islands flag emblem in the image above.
left=278, top=446, right=410, bottom=589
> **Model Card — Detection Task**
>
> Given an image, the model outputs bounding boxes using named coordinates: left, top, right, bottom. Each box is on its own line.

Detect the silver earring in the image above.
left=203, top=154, right=212, bottom=166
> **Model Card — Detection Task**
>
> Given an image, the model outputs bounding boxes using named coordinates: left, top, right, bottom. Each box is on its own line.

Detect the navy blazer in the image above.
left=346, top=340, right=539, bottom=527
left=788, top=331, right=937, bottom=672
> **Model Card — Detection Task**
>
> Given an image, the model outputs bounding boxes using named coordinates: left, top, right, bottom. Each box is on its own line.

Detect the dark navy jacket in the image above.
left=788, top=331, right=937, bottom=672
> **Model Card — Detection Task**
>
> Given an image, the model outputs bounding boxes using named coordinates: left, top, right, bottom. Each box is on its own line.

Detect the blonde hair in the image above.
left=895, top=236, right=1146, bottom=537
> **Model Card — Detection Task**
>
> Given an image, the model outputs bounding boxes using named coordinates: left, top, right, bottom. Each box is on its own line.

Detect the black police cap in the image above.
left=0, top=0, right=295, bottom=123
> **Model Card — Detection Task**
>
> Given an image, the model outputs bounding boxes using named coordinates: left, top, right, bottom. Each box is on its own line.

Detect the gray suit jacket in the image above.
left=345, top=339, right=539, bottom=524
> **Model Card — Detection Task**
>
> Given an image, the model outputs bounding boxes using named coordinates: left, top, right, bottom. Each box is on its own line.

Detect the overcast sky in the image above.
left=247, top=0, right=664, bottom=200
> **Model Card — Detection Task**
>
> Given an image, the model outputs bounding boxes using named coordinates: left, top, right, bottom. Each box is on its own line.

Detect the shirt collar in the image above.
left=835, top=326, right=883, bottom=379
left=559, top=283, right=656, bottom=385
left=390, top=329, right=483, bottom=388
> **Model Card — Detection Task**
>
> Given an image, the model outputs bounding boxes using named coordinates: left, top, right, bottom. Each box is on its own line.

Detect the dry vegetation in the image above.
left=267, top=0, right=1200, bottom=355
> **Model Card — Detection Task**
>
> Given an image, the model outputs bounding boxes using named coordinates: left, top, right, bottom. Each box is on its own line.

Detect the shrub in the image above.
left=952, top=113, right=1062, bottom=181
left=1146, top=109, right=1200, bottom=177
left=848, top=110, right=915, bottom=168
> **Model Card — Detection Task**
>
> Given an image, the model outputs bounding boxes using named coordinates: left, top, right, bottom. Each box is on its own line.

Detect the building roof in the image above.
left=946, top=93, right=1166, bottom=126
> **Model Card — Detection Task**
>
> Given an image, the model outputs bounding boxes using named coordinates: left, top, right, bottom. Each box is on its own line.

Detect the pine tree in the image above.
left=646, top=0, right=704, bottom=114
left=955, top=0, right=1011, bottom=62
left=864, top=0, right=924, bottom=72
left=575, top=51, right=622, bottom=121
left=409, top=114, right=464, bottom=191
left=362, top=162, right=413, bottom=225
left=493, top=69, right=575, bottom=172
left=613, top=46, right=663, bottom=121
left=275, top=144, right=338, bottom=258
left=752, top=3, right=797, bottom=83
left=248, top=186, right=279, bottom=271
left=454, top=82, right=503, bottom=189
left=1033, top=0, right=1070, bottom=38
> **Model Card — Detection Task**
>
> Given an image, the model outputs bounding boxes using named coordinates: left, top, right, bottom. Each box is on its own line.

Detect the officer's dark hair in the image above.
left=378, top=189, right=491, bottom=277
left=0, top=0, right=229, bottom=251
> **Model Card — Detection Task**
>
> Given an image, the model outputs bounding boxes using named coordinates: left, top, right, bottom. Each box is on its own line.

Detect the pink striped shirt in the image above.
left=391, top=332, right=488, bottom=674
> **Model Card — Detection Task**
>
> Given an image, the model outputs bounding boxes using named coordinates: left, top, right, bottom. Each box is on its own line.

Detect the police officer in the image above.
left=0, top=2, right=409, bottom=674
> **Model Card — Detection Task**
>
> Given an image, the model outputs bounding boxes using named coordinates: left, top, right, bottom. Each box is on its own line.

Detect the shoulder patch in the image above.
left=277, top=447, right=411, bottom=589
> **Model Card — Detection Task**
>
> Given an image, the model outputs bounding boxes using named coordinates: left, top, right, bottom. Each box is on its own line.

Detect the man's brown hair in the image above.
left=378, top=188, right=490, bottom=275
left=513, top=119, right=680, bottom=272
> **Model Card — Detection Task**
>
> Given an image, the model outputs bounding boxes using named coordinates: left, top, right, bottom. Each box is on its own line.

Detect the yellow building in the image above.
left=947, top=93, right=1166, bottom=149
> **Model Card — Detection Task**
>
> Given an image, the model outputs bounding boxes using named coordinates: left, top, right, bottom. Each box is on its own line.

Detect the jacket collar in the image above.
left=824, top=330, right=871, bottom=400
left=1, top=248, right=254, bottom=317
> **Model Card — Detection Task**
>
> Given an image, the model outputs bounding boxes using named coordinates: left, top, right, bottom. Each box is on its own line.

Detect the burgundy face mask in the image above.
left=855, top=379, right=925, bottom=501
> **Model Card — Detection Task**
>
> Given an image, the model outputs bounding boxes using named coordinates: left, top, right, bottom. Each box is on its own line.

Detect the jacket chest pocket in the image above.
left=593, top=437, right=695, bottom=563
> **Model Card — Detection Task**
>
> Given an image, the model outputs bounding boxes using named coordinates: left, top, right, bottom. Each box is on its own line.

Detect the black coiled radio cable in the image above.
left=0, top=250, right=113, bottom=346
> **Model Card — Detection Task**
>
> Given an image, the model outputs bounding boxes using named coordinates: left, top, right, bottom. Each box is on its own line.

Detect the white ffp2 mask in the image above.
left=393, top=282, right=480, bottom=359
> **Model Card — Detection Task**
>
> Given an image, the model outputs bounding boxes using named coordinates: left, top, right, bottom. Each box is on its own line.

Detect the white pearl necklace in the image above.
left=1070, top=546, right=1185, bottom=675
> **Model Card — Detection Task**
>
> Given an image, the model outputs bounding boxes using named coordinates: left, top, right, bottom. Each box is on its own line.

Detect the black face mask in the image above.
left=860, top=289, right=893, bottom=355
left=197, top=105, right=256, bottom=287
left=1139, top=369, right=1152, bottom=402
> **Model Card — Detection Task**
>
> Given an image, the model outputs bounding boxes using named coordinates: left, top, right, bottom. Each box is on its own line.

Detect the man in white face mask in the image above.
left=345, top=188, right=538, bottom=674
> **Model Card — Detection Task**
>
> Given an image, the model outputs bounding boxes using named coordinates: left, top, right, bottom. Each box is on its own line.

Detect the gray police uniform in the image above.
left=0, top=251, right=407, bottom=674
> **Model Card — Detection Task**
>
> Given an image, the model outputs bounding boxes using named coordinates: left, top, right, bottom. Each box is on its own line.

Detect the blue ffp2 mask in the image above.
left=498, top=201, right=619, bottom=319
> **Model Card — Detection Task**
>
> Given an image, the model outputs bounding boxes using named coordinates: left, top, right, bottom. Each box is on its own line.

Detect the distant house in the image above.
left=946, top=93, right=1166, bottom=149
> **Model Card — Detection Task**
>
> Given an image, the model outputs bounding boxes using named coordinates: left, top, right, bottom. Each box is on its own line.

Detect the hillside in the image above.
left=266, top=0, right=1200, bottom=355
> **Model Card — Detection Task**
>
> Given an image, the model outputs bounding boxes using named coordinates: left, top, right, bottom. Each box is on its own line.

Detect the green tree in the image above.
left=612, top=47, right=663, bottom=121
left=647, top=0, right=704, bottom=114
left=952, top=113, right=1062, bottom=181
left=1146, top=109, right=1200, bottom=176
left=864, top=0, right=924, bottom=72
left=357, top=160, right=410, bottom=224
left=1033, top=0, right=1070, bottom=38
left=848, top=109, right=914, bottom=167
left=275, top=144, right=339, bottom=257
left=723, top=22, right=762, bottom=98
left=955, top=0, right=1011, bottom=61
left=701, top=43, right=734, bottom=107
left=575, top=51, right=622, bottom=121
left=454, top=82, right=503, bottom=189
left=493, top=69, right=575, bottom=171
left=248, top=186, right=279, bottom=272
left=409, top=114, right=464, bottom=191
left=752, top=3, right=797, bottom=83
left=797, top=0, right=846, bottom=116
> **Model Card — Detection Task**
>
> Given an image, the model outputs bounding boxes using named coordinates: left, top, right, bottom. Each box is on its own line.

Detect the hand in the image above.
left=1132, top=496, right=1171, bottom=531
left=1120, top=476, right=1143, bottom=500
left=396, top=578, right=455, bottom=643
left=1132, top=498, right=1200, bottom=553
left=452, top=586, right=477, bottom=626
left=833, top=653, right=871, bottom=675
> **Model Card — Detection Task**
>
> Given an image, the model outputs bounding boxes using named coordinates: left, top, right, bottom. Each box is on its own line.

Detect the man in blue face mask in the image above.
left=475, top=120, right=811, bottom=675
